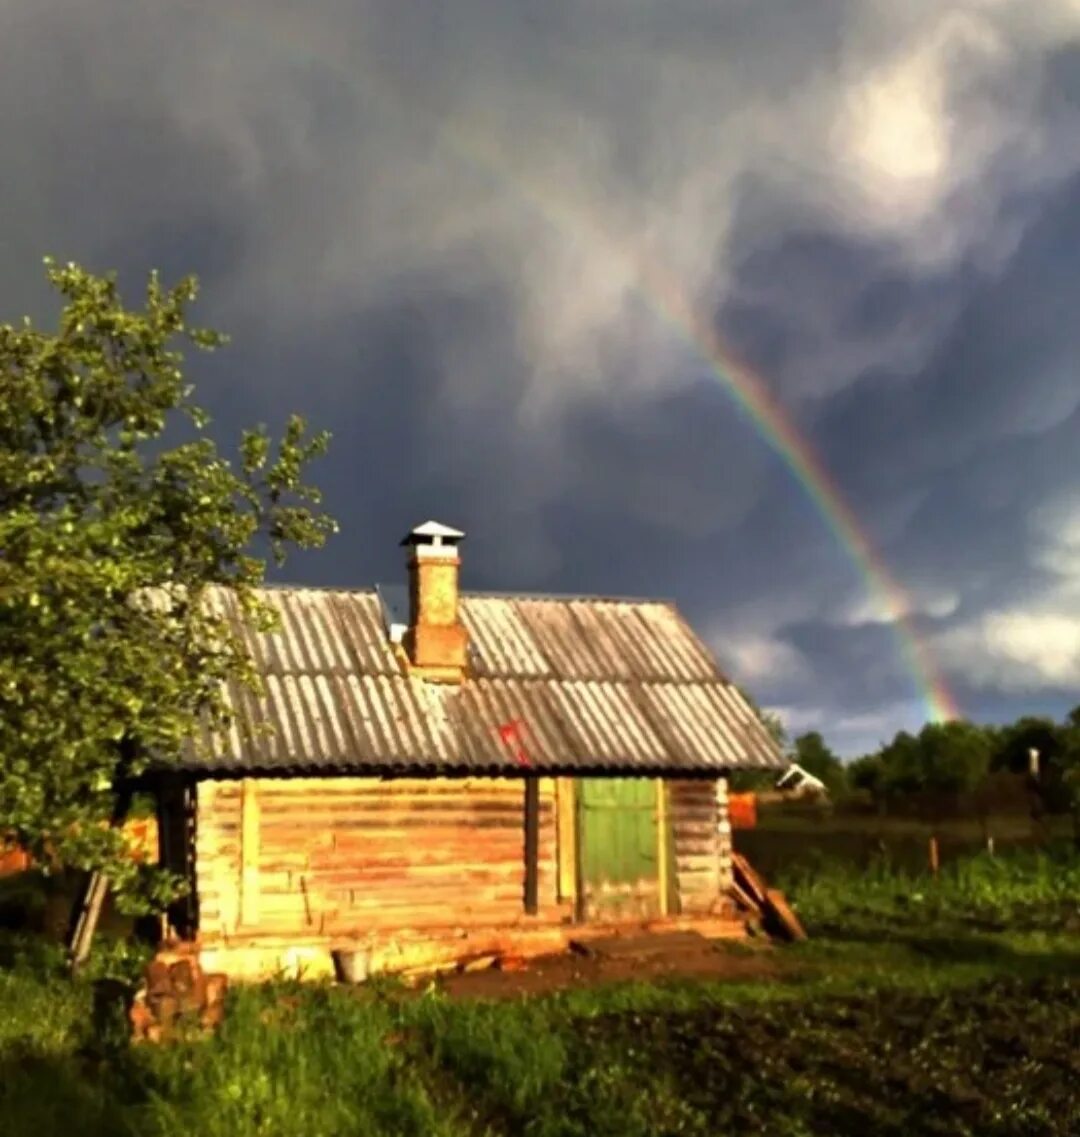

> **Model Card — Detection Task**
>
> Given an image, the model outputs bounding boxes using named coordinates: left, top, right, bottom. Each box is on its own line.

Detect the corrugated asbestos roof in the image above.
left=178, top=585, right=787, bottom=777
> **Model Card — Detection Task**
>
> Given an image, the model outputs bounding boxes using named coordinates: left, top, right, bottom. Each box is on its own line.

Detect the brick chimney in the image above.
left=400, top=521, right=468, bottom=682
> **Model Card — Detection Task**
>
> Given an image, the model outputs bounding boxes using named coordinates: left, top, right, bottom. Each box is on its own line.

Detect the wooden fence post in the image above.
left=523, top=777, right=539, bottom=915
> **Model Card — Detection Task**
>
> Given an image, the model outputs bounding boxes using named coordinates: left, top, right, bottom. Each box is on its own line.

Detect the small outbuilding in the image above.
left=774, top=764, right=828, bottom=800
left=151, top=522, right=787, bottom=980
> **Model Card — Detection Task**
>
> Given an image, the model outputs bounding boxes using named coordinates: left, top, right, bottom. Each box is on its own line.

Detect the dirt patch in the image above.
left=552, top=976, right=1080, bottom=1136
left=432, top=939, right=789, bottom=1000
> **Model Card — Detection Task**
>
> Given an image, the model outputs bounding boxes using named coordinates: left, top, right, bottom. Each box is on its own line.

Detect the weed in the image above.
left=0, top=847, right=1077, bottom=1136
left=778, top=846, right=1080, bottom=936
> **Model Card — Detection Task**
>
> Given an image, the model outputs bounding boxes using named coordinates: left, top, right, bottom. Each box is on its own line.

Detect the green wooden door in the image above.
left=578, top=778, right=660, bottom=919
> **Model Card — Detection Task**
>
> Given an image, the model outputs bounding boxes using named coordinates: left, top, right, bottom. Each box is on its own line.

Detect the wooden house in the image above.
left=152, top=521, right=787, bottom=980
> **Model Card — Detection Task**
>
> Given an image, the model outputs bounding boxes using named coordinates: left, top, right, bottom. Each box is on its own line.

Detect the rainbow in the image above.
left=426, top=110, right=960, bottom=725
left=224, top=31, right=960, bottom=725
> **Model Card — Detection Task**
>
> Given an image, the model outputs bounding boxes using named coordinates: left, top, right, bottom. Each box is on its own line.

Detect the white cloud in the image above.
left=832, top=585, right=961, bottom=628
left=722, top=634, right=809, bottom=686
left=1030, top=492, right=1080, bottom=582
left=937, top=609, right=1080, bottom=691
left=930, top=487, right=1080, bottom=693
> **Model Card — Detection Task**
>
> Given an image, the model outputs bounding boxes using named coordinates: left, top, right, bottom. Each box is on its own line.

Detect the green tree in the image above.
left=875, top=730, right=924, bottom=796
left=867, top=722, right=993, bottom=800
left=0, top=259, right=336, bottom=911
left=1051, top=709, right=1080, bottom=829
left=791, top=731, right=848, bottom=797
left=847, top=751, right=884, bottom=796
left=990, top=716, right=1063, bottom=775
left=914, top=721, right=994, bottom=795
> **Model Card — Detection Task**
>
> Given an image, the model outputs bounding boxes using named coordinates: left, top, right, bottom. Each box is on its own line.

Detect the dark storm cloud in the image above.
left=820, top=170, right=1080, bottom=489
left=4, top=1, right=1080, bottom=755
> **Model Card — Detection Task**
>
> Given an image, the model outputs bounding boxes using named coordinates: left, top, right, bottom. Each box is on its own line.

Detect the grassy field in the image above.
left=735, top=808, right=1075, bottom=878
left=1, top=849, right=1078, bottom=1137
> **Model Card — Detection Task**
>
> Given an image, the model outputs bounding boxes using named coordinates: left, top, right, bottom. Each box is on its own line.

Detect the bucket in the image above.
left=331, top=949, right=371, bottom=984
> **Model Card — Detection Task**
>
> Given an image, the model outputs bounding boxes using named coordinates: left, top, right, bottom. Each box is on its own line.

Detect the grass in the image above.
left=777, top=844, right=1080, bottom=935
left=1, top=848, right=1078, bottom=1137
left=735, top=812, right=1075, bottom=877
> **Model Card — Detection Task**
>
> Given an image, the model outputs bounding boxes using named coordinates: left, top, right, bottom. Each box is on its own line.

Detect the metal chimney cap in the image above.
left=400, top=520, right=466, bottom=548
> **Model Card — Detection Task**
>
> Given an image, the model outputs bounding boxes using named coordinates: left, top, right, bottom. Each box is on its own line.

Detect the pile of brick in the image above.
left=129, top=945, right=228, bottom=1042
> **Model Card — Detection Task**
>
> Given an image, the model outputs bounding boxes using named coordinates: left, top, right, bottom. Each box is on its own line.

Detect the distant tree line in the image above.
left=735, top=696, right=1080, bottom=826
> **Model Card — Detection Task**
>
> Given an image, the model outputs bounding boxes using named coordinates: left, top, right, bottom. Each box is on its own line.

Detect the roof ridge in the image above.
left=250, top=580, right=677, bottom=606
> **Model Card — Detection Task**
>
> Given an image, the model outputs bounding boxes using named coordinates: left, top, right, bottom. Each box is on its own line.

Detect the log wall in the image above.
left=717, top=777, right=733, bottom=891
left=195, top=775, right=562, bottom=946
left=668, top=778, right=725, bottom=913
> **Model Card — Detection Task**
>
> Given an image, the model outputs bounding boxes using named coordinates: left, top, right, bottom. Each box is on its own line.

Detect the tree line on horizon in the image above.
left=738, top=700, right=1080, bottom=822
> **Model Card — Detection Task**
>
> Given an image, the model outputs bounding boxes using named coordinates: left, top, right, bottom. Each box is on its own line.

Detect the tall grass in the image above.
left=133, top=984, right=457, bottom=1137
left=779, top=846, right=1080, bottom=933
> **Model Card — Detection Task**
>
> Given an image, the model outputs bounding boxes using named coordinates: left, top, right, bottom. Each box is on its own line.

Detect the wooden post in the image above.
left=68, top=779, right=134, bottom=973
left=656, top=779, right=670, bottom=917
left=986, top=835, right=995, bottom=857
left=523, top=777, right=539, bottom=915
left=69, top=871, right=111, bottom=972
left=574, top=783, right=588, bottom=924
left=555, top=778, right=577, bottom=905
left=239, top=779, right=261, bottom=927
left=928, top=834, right=940, bottom=875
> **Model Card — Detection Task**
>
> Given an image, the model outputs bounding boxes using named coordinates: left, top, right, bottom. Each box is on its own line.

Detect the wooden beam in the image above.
left=69, top=871, right=110, bottom=972
left=523, top=777, right=539, bottom=915
left=68, top=779, right=133, bottom=972
left=656, top=778, right=670, bottom=917
left=240, top=779, right=261, bottom=928
left=555, top=777, right=577, bottom=904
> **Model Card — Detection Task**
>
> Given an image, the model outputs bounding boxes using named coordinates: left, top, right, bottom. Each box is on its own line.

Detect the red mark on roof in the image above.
left=496, top=719, right=533, bottom=768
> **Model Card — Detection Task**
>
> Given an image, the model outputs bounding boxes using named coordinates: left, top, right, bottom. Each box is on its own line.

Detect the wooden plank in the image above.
left=239, top=779, right=261, bottom=927
left=251, top=776, right=540, bottom=801
left=523, top=777, right=539, bottom=915
left=253, top=866, right=528, bottom=893
left=555, top=777, right=577, bottom=904
left=256, top=804, right=543, bottom=823
left=731, top=851, right=767, bottom=902
left=764, top=889, right=808, bottom=941
left=68, top=781, right=134, bottom=970
left=656, top=779, right=670, bottom=917
left=68, top=871, right=110, bottom=971
left=729, top=878, right=763, bottom=915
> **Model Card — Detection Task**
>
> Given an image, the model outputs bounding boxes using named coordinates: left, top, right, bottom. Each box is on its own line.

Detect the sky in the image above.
left=3, top=1, right=1080, bottom=756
